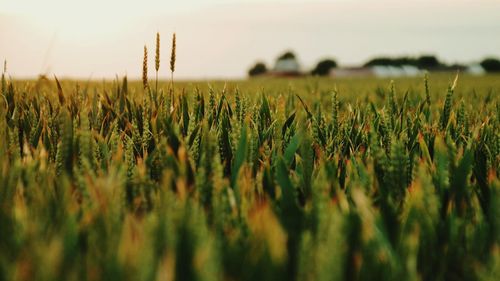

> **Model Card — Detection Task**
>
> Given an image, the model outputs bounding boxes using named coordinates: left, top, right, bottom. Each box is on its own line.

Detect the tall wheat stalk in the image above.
left=155, top=32, right=160, bottom=94
left=170, top=33, right=176, bottom=92
left=143, top=45, right=148, bottom=90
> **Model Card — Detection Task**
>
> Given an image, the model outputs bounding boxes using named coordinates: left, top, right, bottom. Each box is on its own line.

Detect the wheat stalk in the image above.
left=155, top=32, right=160, bottom=93
left=143, top=45, right=148, bottom=90
left=170, top=33, right=176, bottom=90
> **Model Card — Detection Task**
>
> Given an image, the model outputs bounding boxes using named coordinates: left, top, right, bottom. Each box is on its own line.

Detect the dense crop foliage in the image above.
left=0, top=70, right=499, bottom=280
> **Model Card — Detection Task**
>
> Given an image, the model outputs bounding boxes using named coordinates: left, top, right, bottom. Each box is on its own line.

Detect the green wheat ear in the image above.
left=54, top=75, right=65, bottom=105
left=155, top=32, right=160, bottom=93
left=331, top=89, right=339, bottom=132
left=440, top=73, right=459, bottom=130
left=55, top=109, right=73, bottom=176
left=424, top=72, right=431, bottom=106
left=169, top=33, right=176, bottom=93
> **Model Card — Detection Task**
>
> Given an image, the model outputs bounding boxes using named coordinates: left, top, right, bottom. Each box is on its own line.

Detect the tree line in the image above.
left=249, top=51, right=500, bottom=76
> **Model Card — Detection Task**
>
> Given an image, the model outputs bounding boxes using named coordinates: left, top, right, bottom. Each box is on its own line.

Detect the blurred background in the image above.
left=1, top=0, right=500, bottom=80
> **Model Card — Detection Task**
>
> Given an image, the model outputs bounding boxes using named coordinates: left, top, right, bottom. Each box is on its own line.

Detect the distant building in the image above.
left=329, top=67, right=373, bottom=78
left=330, top=65, right=422, bottom=78
left=269, top=54, right=303, bottom=77
left=372, top=65, right=421, bottom=78
left=466, top=64, right=486, bottom=75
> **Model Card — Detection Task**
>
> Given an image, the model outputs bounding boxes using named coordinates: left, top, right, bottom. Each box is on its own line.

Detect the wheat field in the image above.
left=0, top=34, right=499, bottom=281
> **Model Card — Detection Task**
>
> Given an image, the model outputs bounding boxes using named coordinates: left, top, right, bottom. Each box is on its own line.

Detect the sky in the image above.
left=1, top=0, right=500, bottom=79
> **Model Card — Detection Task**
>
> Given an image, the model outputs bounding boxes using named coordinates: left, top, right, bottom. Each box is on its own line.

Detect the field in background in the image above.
left=18, top=73, right=500, bottom=101
left=1, top=73, right=499, bottom=280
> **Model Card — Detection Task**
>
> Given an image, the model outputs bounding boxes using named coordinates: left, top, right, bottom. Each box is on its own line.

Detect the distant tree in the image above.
left=364, top=55, right=445, bottom=69
left=311, top=59, right=337, bottom=76
left=277, top=51, right=296, bottom=61
left=364, top=57, right=394, bottom=67
left=248, top=62, right=268, bottom=77
left=393, top=57, right=416, bottom=66
left=417, top=55, right=441, bottom=69
left=480, top=58, right=500, bottom=72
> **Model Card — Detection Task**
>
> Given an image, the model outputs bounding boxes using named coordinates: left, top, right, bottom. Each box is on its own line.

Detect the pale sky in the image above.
left=1, top=0, right=500, bottom=79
